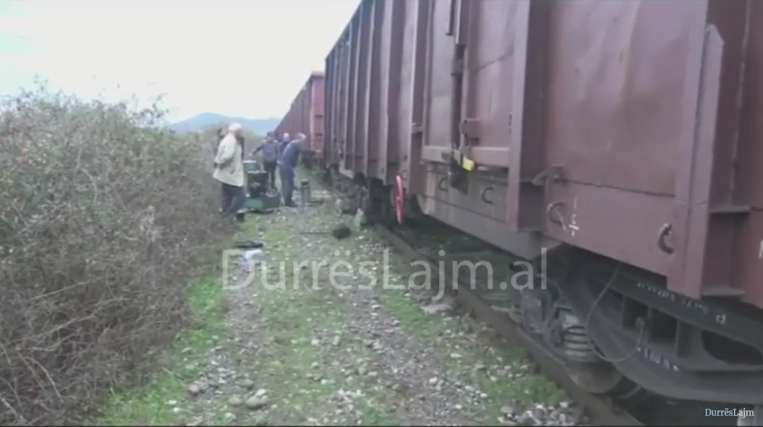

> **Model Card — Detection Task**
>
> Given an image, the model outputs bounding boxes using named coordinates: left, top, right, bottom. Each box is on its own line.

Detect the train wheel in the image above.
left=394, top=174, right=405, bottom=225
left=565, top=362, right=623, bottom=395
left=565, top=362, right=647, bottom=404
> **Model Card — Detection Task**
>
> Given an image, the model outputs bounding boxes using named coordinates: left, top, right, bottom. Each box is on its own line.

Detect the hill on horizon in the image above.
left=170, top=112, right=280, bottom=135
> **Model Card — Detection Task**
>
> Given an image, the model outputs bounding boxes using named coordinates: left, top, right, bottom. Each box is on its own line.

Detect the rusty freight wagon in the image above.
left=323, top=0, right=763, bottom=417
left=275, top=71, right=325, bottom=168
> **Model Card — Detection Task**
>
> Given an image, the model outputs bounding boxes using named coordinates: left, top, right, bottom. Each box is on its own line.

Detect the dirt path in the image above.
left=101, top=187, right=585, bottom=426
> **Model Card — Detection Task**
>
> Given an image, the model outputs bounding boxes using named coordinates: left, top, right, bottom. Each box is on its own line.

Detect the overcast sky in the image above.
left=0, top=0, right=358, bottom=122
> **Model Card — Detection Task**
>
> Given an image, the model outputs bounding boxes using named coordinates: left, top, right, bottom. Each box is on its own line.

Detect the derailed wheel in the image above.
left=394, top=174, right=405, bottom=225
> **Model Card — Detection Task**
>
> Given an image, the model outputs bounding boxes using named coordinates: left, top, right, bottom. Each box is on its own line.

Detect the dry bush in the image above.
left=0, top=87, right=230, bottom=425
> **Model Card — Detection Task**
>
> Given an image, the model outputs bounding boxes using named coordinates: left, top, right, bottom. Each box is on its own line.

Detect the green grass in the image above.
left=99, top=279, right=226, bottom=426
left=97, top=193, right=566, bottom=426
left=359, top=401, right=400, bottom=426
left=348, top=233, right=567, bottom=423
left=230, top=215, right=399, bottom=426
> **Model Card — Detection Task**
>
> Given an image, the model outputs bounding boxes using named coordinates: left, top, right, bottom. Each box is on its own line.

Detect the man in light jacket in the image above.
left=213, top=126, right=228, bottom=212
left=214, top=123, right=246, bottom=222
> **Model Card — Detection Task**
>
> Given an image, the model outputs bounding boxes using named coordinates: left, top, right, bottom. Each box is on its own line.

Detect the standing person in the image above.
left=253, top=132, right=279, bottom=190
left=213, top=126, right=228, bottom=212
left=279, top=132, right=304, bottom=207
left=278, top=132, right=291, bottom=160
left=213, top=123, right=246, bottom=223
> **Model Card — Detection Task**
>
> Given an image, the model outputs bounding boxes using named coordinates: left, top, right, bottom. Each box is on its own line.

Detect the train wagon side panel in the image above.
left=296, top=83, right=305, bottom=139
left=324, top=54, right=335, bottom=166
left=364, top=0, right=384, bottom=181
left=385, top=0, right=422, bottom=187
left=733, top=2, right=763, bottom=309
left=520, top=0, right=755, bottom=303
left=339, top=32, right=352, bottom=171
left=418, top=0, right=516, bottom=169
left=299, top=77, right=311, bottom=150
left=309, top=74, right=325, bottom=155
left=323, top=0, right=763, bottom=309
left=405, top=0, right=762, bottom=307
left=325, top=0, right=422, bottom=187
left=298, top=82, right=307, bottom=139
left=413, top=0, right=545, bottom=258
left=358, top=0, right=420, bottom=184
left=536, top=1, right=763, bottom=406
left=323, top=28, right=352, bottom=170
left=275, top=72, right=325, bottom=160
left=325, top=1, right=374, bottom=180
left=337, top=5, right=362, bottom=177
left=322, top=0, right=763, bottom=408
left=324, top=47, right=339, bottom=167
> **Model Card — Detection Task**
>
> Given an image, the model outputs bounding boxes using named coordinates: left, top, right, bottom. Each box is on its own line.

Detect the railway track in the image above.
left=297, top=173, right=639, bottom=425
left=373, top=221, right=641, bottom=426
left=302, top=170, right=737, bottom=426
left=374, top=219, right=740, bottom=427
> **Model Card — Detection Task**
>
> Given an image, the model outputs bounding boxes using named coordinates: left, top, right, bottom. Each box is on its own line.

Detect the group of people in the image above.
left=253, top=130, right=306, bottom=207
left=211, top=123, right=306, bottom=224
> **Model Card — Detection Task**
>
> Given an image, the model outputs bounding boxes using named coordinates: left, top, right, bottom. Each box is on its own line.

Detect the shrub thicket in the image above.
left=0, top=87, right=229, bottom=425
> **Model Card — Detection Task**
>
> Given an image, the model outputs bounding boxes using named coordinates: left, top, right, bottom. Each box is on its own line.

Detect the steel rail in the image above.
left=304, top=170, right=641, bottom=425
left=374, top=224, right=642, bottom=426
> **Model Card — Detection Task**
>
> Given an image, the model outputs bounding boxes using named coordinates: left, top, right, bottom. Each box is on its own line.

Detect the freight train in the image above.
left=276, top=0, right=763, bottom=422
left=274, top=71, right=325, bottom=169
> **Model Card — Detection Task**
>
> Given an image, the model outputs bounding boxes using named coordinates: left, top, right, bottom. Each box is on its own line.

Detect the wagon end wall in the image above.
left=275, top=71, right=325, bottom=160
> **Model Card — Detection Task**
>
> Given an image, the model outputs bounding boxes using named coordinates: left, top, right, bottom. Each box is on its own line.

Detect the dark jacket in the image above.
left=277, top=139, right=289, bottom=159
left=255, top=140, right=278, bottom=162
left=280, top=140, right=301, bottom=169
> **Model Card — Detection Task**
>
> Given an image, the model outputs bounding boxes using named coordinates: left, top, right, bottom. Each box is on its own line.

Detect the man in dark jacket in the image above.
left=253, top=132, right=279, bottom=190
left=277, top=132, right=290, bottom=160
left=278, top=132, right=303, bottom=207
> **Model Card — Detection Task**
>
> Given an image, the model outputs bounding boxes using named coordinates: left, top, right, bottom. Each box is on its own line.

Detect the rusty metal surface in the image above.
left=323, top=0, right=763, bottom=310
left=533, top=0, right=754, bottom=305
left=324, top=0, right=419, bottom=185
left=275, top=72, right=325, bottom=154
left=308, top=72, right=325, bottom=153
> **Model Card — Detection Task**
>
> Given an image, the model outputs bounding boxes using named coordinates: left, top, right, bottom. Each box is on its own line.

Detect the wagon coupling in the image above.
left=657, top=223, right=674, bottom=254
